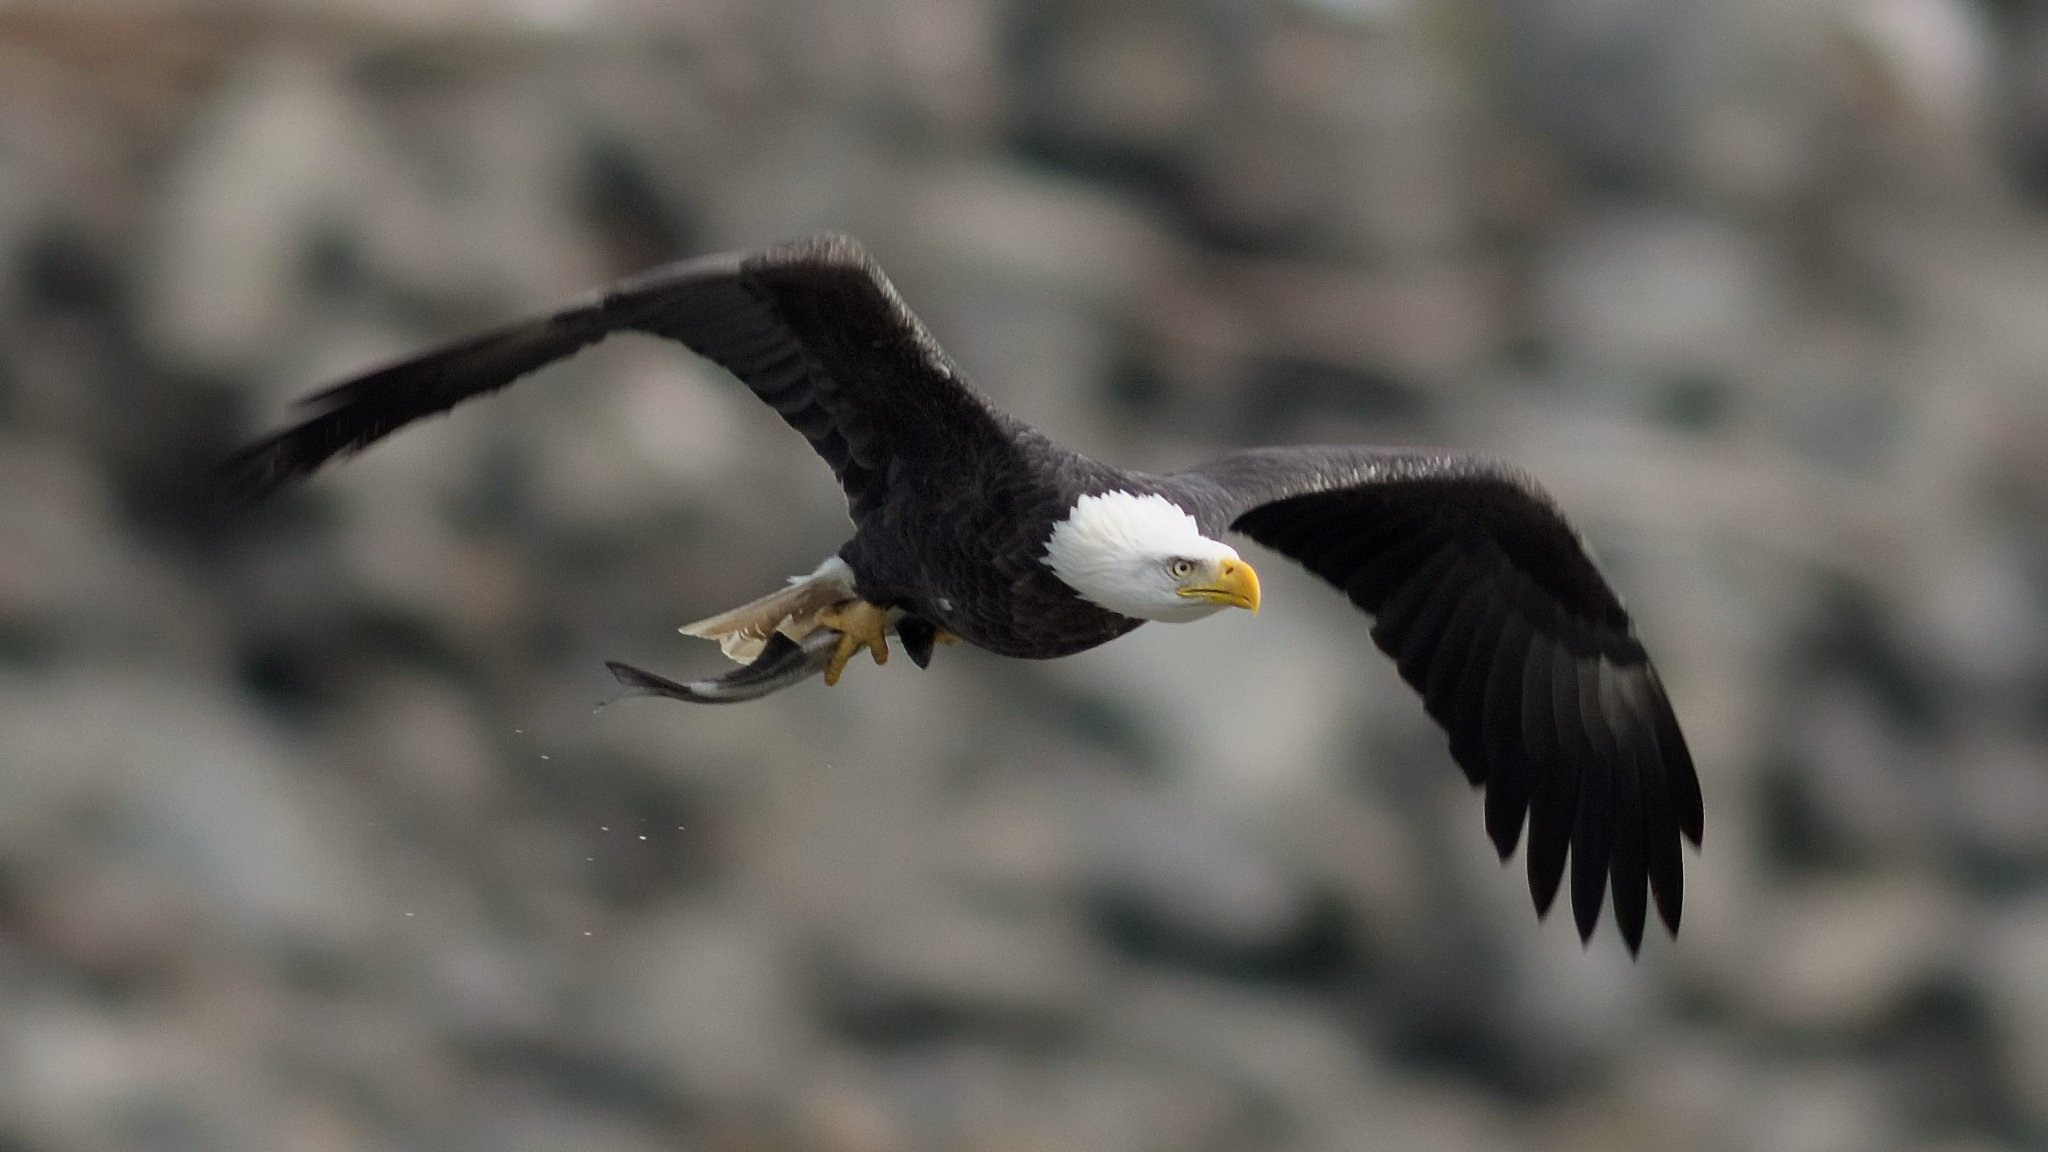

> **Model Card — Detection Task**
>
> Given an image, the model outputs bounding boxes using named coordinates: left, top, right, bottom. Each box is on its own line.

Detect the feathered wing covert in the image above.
left=222, top=233, right=1700, bottom=952
left=1170, top=448, right=1702, bottom=952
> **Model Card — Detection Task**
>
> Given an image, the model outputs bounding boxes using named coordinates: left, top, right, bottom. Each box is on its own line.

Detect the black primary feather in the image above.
left=1174, top=447, right=1699, bottom=953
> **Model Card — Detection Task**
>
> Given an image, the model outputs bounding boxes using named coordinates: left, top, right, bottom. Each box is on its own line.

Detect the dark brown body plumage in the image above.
left=221, top=234, right=1701, bottom=955
left=838, top=428, right=1145, bottom=658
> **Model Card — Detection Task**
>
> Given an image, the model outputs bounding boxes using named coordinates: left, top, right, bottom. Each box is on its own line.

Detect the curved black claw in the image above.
left=602, top=629, right=839, bottom=706
left=898, top=616, right=939, bottom=669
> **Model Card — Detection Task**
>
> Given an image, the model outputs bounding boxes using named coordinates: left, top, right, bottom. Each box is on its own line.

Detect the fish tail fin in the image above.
left=679, top=556, right=858, bottom=663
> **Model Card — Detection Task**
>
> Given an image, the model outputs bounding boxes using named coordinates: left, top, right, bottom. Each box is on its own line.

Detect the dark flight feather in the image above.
left=219, top=235, right=1017, bottom=521
left=1174, top=447, right=1699, bottom=952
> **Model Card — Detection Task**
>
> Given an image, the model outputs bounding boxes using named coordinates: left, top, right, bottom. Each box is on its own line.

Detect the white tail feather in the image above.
left=679, top=556, right=859, bottom=663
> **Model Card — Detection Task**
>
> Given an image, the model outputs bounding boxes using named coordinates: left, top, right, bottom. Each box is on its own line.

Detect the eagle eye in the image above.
left=1167, top=558, right=1195, bottom=579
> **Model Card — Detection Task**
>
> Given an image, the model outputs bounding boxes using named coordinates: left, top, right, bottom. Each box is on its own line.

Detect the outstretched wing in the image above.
left=1172, top=447, right=1701, bottom=953
left=220, top=234, right=1015, bottom=519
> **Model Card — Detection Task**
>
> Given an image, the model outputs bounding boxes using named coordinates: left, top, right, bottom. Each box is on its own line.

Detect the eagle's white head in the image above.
left=1042, top=490, right=1262, bottom=622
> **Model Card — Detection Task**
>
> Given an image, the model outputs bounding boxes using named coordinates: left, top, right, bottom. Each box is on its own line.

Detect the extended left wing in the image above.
left=218, top=234, right=1018, bottom=521
left=1171, top=447, right=1701, bottom=953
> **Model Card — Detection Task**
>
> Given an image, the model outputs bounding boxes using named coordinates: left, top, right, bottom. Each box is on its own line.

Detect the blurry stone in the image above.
left=1498, top=0, right=1699, bottom=188
left=1225, top=256, right=1496, bottom=386
left=1903, top=523, right=2047, bottom=693
left=344, top=671, right=502, bottom=829
left=1784, top=680, right=1931, bottom=862
left=788, top=1055, right=917, bottom=1152
left=815, top=891, right=1101, bottom=1040
left=1198, top=15, right=1477, bottom=257
left=1612, top=1039, right=1759, bottom=1152
left=901, top=162, right=1172, bottom=303
left=816, top=1041, right=1241, bottom=1152
left=1267, top=777, right=1429, bottom=959
left=939, top=771, right=1091, bottom=900
left=143, top=52, right=408, bottom=376
left=1943, top=736, right=2048, bottom=869
left=0, top=436, right=152, bottom=634
left=1745, top=319, right=1895, bottom=470
left=1006, top=0, right=1235, bottom=161
left=1998, top=0, right=2048, bottom=203
left=1537, top=208, right=1776, bottom=393
left=1292, top=26, right=1475, bottom=255
left=1494, top=897, right=1656, bottom=1061
left=1845, top=0, right=1996, bottom=144
left=1683, top=0, right=1833, bottom=214
left=0, top=670, right=384, bottom=952
left=1085, top=791, right=1329, bottom=973
left=280, top=986, right=458, bottom=1130
left=1739, top=1063, right=1895, bottom=1152
left=1304, top=1081, right=1517, bottom=1152
left=877, top=0, right=1005, bottom=136
left=427, top=935, right=559, bottom=1045
left=0, top=988, right=306, bottom=1152
left=1290, top=0, right=1406, bottom=20
left=335, top=503, right=537, bottom=644
left=1191, top=109, right=1349, bottom=250
left=148, top=50, right=609, bottom=388
left=367, top=62, right=613, bottom=297
left=696, top=107, right=892, bottom=246
left=452, top=1093, right=673, bottom=1152
left=1, top=995, right=185, bottom=1150
left=1106, top=975, right=1389, bottom=1124
left=1018, top=1056, right=1258, bottom=1152
left=589, top=902, right=808, bottom=1104
left=1740, top=877, right=1958, bottom=1033
left=1975, top=900, right=2048, bottom=1128
left=594, top=345, right=756, bottom=499
left=924, top=281, right=1121, bottom=450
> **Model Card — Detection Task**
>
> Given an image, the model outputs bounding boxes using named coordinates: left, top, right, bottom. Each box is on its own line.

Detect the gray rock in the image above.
left=1974, top=901, right=2048, bottom=1128
left=1537, top=208, right=1777, bottom=396
left=1788, top=680, right=1933, bottom=861
left=1499, top=0, right=1704, bottom=187
left=0, top=437, right=154, bottom=638
left=1013, top=1055, right=1263, bottom=1152
left=0, top=670, right=383, bottom=953
left=1105, top=975, right=1390, bottom=1125
left=814, top=888, right=1102, bottom=1039
left=1737, top=1062, right=1896, bottom=1152
left=585, top=902, right=810, bottom=1105
left=1943, top=736, right=2048, bottom=869
left=1903, top=523, right=2047, bottom=694
left=143, top=52, right=401, bottom=377
left=1084, top=791, right=1324, bottom=970
left=1006, top=0, right=1235, bottom=159
left=1737, top=877, right=1959, bottom=1034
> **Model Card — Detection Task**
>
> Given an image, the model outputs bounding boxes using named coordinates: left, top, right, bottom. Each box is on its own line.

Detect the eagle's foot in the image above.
left=935, top=630, right=959, bottom=645
left=819, top=599, right=891, bottom=686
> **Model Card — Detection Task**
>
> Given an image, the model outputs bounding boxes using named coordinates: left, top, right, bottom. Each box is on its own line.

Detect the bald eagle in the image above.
left=224, top=234, right=1700, bottom=953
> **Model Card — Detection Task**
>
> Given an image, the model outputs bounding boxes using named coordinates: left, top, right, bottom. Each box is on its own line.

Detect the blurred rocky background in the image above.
left=0, top=0, right=2045, bottom=1148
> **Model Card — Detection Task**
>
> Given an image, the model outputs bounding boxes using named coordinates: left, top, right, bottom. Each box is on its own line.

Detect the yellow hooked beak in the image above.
left=1178, top=557, right=1261, bottom=613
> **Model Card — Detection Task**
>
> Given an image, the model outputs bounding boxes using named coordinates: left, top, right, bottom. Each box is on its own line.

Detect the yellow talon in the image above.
left=935, top=630, right=960, bottom=646
left=818, top=599, right=891, bottom=687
